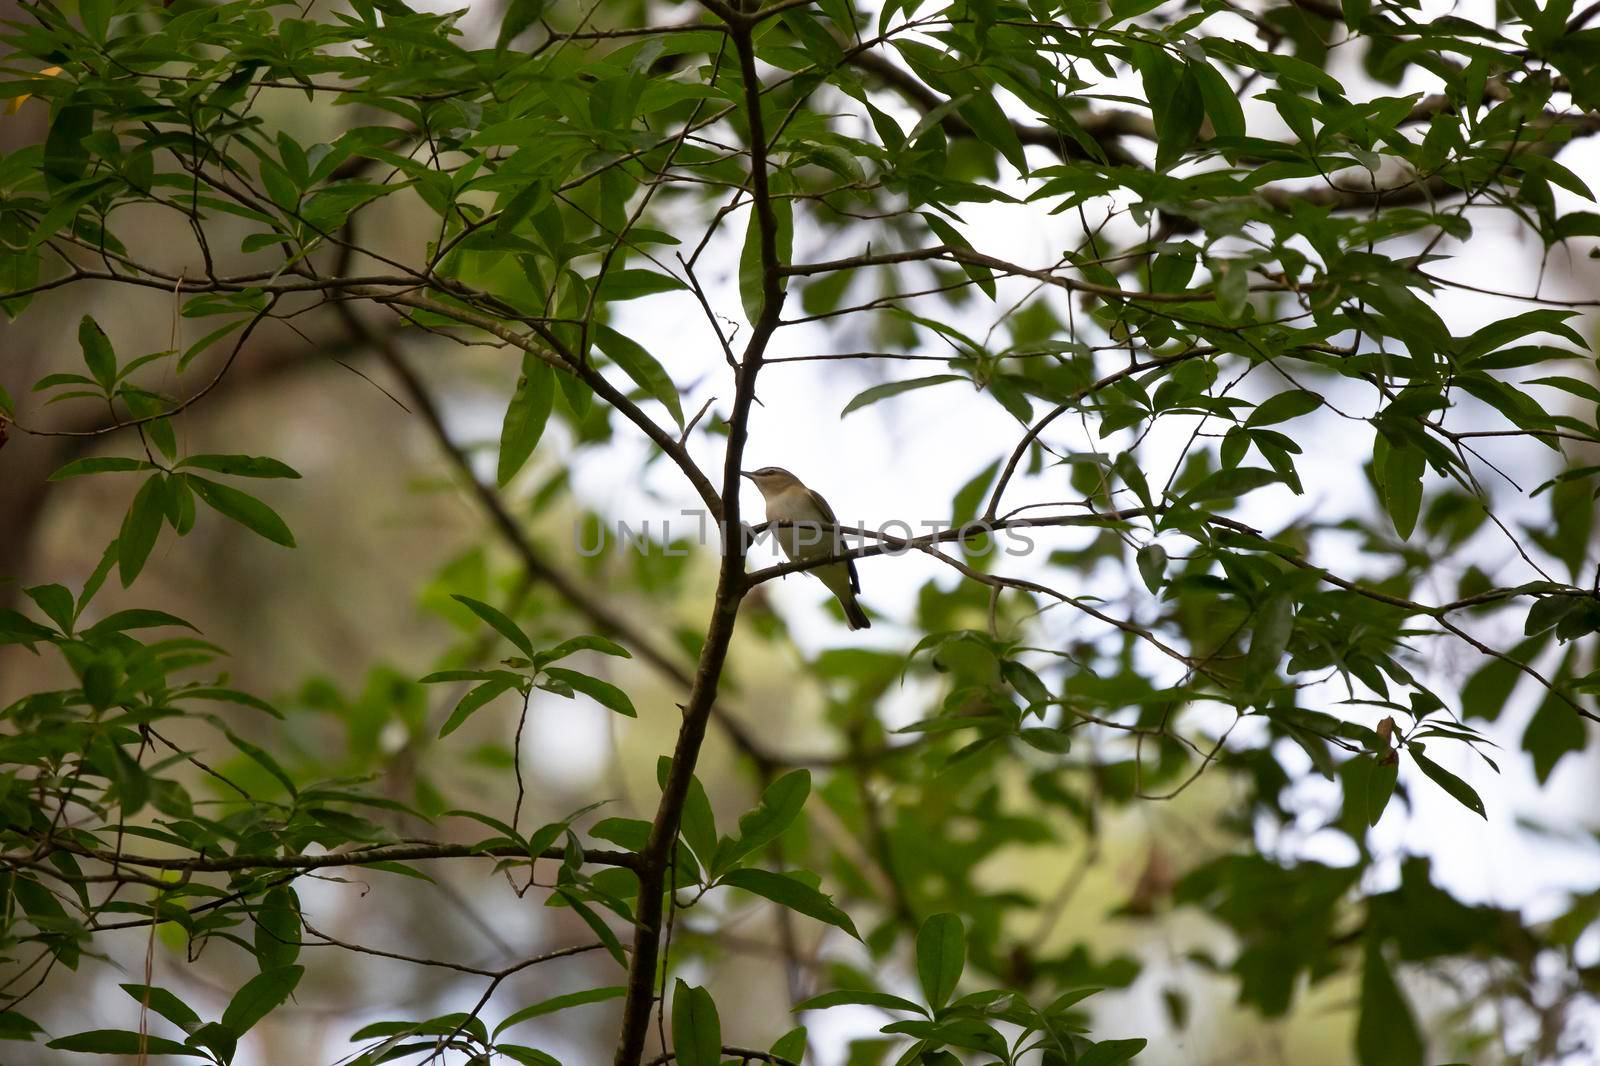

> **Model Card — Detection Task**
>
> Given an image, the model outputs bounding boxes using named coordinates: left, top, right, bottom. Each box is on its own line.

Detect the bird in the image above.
left=741, top=466, right=871, bottom=630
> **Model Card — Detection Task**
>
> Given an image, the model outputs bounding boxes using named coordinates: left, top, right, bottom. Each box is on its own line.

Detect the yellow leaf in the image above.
left=7, top=66, right=62, bottom=115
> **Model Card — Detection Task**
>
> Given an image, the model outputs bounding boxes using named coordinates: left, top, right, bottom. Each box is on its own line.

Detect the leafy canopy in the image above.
left=1, top=0, right=1598, bottom=1062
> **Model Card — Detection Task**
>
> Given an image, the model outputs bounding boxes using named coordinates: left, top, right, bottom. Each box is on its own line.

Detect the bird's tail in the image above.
left=819, top=564, right=871, bottom=630
left=841, top=593, right=871, bottom=630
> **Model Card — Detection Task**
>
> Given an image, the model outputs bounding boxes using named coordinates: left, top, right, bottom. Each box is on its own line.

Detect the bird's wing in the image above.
left=805, top=487, right=838, bottom=522
left=806, top=487, right=861, bottom=592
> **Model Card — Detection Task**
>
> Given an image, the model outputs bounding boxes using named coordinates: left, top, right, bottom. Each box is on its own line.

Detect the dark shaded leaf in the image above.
left=498, top=359, right=555, bottom=486
left=220, top=966, right=304, bottom=1036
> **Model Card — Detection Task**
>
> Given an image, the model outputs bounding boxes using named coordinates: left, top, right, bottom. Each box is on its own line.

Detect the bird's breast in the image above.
left=764, top=490, right=831, bottom=561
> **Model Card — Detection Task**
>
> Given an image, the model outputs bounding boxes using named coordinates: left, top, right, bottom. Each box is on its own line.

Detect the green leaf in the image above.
left=254, top=886, right=302, bottom=970
left=951, top=458, right=1000, bottom=527
left=542, top=667, right=637, bottom=717
left=497, top=0, right=550, bottom=49
left=49, top=456, right=156, bottom=480
left=1115, top=451, right=1155, bottom=514
left=44, top=102, right=94, bottom=187
left=47, top=1031, right=207, bottom=1056
left=205, top=731, right=289, bottom=800
left=739, top=196, right=793, bottom=326
left=1460, top=634, right=1544, bottom=720
left=494, top=1046, right=561, bottom=1066
left=1523, top=690, right=1586, bottom=784
left=118, top=475, right=166, bottom=587
left=78, top=316, right=116, bottom=390
left=1136, top=544, right=1167, bottom=593
left=219, top=965, right=304, bottom=1036
left=1245, top=594, right=1294, bottom=682
left=590, top=816, right=650, bottom=851
left=177, top=454, right=302, bottom=478
left=84, top=609, right=198, bottom=636
left=1246, top=390, right=1322, bottom=427
left=770, top=1026, right=807, bottom=1061
left=532, top=634, right=631, bottom=668
left=1355, top=939, right=1423, bottom=1066
left=24, top=583, right=75, bottom=633
left=1079, top=1039, right=1149, bottom=1066
left=1407, top=744, right=1486, bottom=818
left=915, top=913, right=965, bottom=1010
left=595, top=269, right=687, bottom=301
left=555, top=889, right=628, bottom=967
left=1190, top=58, right=1244, bottom=141
left=450, top=594, right=535, bottom=658
left=498, top=359, right=555, bottom=486
left=671, top=980, right=721, bottom=1066
left=187, top=476, right=296, bottom=547
left=118, top=984, right=202, bottom=1034
left=492, top=986, right=625, bottom=1038
left=0, top=608, right=56, bottom=645
left=794, top=988, right=926, bottom=1014
left=185, top=1023, right=237, bottom=1063
left=594, top=326, right=685, bottom=428
left=1362, top=756, right=1400, bottom=827
left=842, top=375, right=965, bottom=417
left=720, top=868, right=860, bottom=939
left=439, top=676, right=521, bottom=738
left=920, top=213, right=995, bottom=298
left=1132, top=47, right=1203, bottom=170
left=1175, top=467, right=1282, bottom=506
left=1380, top=443, right=1425, bottom=540
left=715, top=768, right=811, bottom=874
left=75, top=540, right=119, bottom=619
left=674, top=766, right=718, bottom=869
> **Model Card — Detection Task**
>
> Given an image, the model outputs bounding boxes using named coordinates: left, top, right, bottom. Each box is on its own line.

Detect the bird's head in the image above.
left=740, top=466, right=802, bottom=498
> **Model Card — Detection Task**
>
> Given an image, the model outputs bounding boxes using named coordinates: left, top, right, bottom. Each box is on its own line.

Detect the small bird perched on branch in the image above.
left=742, top=466, right=871, bottom=630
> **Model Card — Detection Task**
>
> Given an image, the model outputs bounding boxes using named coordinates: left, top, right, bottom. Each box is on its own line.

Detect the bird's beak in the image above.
left=739, top=471, right=756, bottom=481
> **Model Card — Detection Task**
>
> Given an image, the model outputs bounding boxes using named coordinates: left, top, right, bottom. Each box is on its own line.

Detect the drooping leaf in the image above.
left=117, top=475, right=166, bottom=587
left=720, top=868, right=860, bottom=939
left=498, top=358, right=555, bottom=486
left=1355, top=939, right=1423, bottom=1066
left=594, top=326, right=685, bottom=428
left=187, top=476, right=296, bottom=547
left=220, top=966, right=304, bottom=1036
left=915, top=913, right=966, bottom=1011
left=670, top=980, right=721, bottom=1066
left=1407, top=744, right=1486, bottom=818
left=841, top=375, right=965, bottom=417
left=254, top=886, right=302, bottom=970
left=450, top=594, right=535, bottom=658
